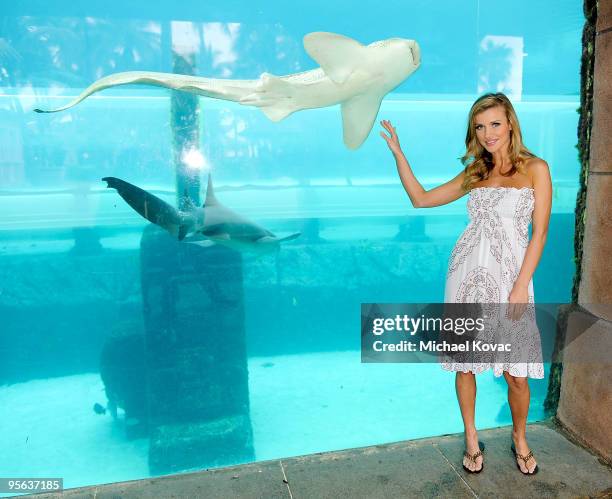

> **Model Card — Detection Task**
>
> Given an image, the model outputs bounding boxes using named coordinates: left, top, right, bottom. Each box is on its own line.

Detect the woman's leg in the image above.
left=456, top=371, right=483, bottom=471
left=504, top=371, right=537, bottom=473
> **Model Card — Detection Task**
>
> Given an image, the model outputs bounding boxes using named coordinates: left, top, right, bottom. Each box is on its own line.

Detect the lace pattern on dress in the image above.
left=442, top=187, right=544, bottom=379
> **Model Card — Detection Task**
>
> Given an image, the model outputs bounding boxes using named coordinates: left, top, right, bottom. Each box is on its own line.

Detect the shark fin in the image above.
left=184, top=239, right=216, bottom=248
left=256, top=232, right=301, bottom=244
left=340, top=92, right=384, bottom=150
left=182, top=232, right=209, bottom=243
left=278, top=232, right=301, bottom=242
left=185, top=239, right=216, bottom=248
left=204, top=174, right=219, bottom=206
left=240, top=73, right=296, bottom=122
left=178, top=224, right=190, bottom=241
left=303, top=32, right=365, bottom=85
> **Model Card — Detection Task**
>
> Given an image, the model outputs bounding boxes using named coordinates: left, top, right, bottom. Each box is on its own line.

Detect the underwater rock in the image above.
left=99, top=330, right=148, bottom=438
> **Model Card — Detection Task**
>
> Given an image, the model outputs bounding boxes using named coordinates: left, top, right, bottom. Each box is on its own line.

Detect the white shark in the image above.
left=35, top=32, right=421, bottom=149
left=102, top=175, right=300, bottom=253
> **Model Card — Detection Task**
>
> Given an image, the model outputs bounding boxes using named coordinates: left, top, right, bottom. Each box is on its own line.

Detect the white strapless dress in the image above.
left=441, top=187, right=544, bottom=379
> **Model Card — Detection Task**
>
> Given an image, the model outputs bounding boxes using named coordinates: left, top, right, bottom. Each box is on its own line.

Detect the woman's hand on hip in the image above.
left=380, top=120, right=403, bottom=155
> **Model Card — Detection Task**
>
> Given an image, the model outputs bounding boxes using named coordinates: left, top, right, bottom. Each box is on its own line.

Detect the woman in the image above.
left=380, top=93, right=551, bottom=475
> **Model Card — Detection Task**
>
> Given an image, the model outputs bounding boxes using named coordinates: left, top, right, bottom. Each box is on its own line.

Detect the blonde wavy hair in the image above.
left=461, top=93, right=535, bottom=191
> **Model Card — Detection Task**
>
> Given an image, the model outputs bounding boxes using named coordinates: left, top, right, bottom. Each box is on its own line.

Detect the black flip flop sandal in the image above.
left=462, top=441, right=485, bottom=474
left=511, top=442, right=539, bottom=475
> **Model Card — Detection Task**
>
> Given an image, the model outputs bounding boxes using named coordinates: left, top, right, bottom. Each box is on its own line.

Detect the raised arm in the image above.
left=380, top=120, right=466, bottom=208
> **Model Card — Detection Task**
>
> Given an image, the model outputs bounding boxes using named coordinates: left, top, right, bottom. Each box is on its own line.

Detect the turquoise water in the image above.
left=1, top=0, right=582, bottom=493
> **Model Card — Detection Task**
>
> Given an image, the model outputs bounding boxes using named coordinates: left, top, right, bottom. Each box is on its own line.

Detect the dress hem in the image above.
left=440, top=363, right=545, bottom=379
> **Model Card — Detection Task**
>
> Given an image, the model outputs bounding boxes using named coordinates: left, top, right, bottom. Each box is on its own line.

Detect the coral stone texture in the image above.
left=590, top=16, right=612, bottom=173
left=596, top=0, right=612, bottom=34
left=578, top=175, right=612, bottom=314
left=558, top=2, right=612, bottom=466
left=558, top=310, right=612, bottom=462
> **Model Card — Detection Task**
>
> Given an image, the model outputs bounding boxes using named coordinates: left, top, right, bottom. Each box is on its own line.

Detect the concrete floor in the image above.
left=27, top=419, right=612, bottom=498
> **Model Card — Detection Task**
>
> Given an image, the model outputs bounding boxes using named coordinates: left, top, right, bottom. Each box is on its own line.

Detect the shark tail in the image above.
left=34, top=71, right=251, bottom=113
left=102, top=176, right=186, bottom=238
left=35, top=72, right=161, bottom=113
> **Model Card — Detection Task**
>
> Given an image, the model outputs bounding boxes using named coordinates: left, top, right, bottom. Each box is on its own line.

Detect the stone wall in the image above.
left=557, top=0, right=612, bottom=464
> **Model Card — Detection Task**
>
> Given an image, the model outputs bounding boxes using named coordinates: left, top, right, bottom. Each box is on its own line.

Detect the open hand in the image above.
left=380, top=120, right=402, bottom=155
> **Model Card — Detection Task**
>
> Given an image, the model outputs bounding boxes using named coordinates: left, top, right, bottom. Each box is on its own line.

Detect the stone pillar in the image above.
left=141, top=225, right=254, bottom=474
left=557, top=0, right=612, bottom=463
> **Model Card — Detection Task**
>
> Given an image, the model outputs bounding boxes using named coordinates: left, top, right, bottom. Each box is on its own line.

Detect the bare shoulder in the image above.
left=524, top=157, right=551, bottom=185
left=524, top=157, right=549, bottom=175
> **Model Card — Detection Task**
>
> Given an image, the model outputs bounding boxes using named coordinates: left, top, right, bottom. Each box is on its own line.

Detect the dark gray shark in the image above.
left=102, top=175, right=300, bottom=253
